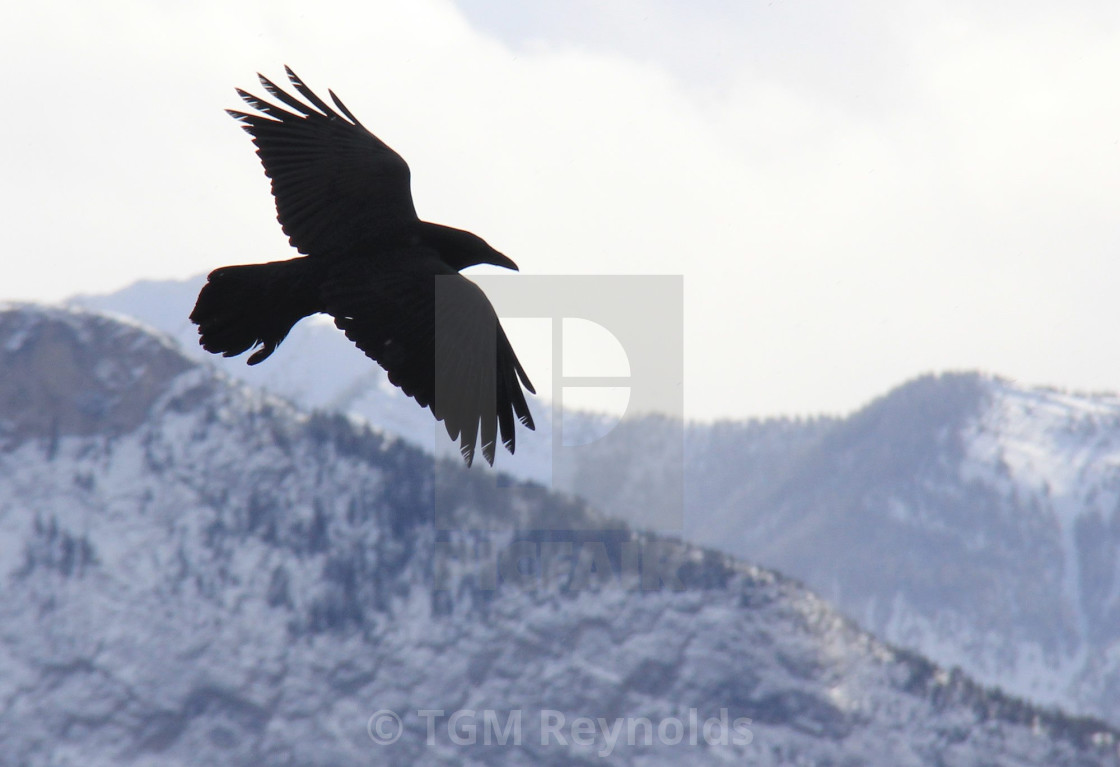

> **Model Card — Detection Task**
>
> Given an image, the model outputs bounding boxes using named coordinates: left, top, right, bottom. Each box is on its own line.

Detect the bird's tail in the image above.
left=190, top=258, right=325, bottom=365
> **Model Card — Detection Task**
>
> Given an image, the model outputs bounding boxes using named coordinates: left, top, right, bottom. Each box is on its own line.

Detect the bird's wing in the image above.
left=228, top=66, right=418, bottom=257
left=322, top=253, right=535, bottom=466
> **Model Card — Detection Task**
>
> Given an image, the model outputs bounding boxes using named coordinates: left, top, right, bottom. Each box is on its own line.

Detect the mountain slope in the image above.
left=560, top=371, right=1120, bottom=722
left=713, top=374, right=1120, bottom=720
left=2, top=304, right=1118, bottom=765
left=74, top=278, right=1120, bottom=726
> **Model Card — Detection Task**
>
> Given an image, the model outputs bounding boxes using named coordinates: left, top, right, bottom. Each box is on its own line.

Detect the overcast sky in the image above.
left=3, top=0, right=1118, bottom=420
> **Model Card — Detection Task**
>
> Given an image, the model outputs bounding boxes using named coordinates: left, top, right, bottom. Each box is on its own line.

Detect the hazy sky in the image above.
left=3, top=0, right=1118, bottom=420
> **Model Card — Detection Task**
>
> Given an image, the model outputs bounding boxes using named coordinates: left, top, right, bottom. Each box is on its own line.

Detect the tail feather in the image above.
left=190, top=258, right=324, bottom=365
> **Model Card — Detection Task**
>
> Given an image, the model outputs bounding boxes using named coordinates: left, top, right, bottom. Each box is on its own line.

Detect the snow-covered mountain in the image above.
left=74, top=278, right=1120, bottom=727
left=554, top=371, right=1120, bottom=723
left=709, top=373, right=1120, bottom=722
left=4, top=303, right=1118, bottom=766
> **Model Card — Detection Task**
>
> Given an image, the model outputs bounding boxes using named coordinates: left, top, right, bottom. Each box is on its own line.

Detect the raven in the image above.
left=190, top=67, right=535, bottom=466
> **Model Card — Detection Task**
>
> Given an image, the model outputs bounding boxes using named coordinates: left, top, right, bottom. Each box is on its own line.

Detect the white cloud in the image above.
left=2, top=0, right=1119, bottom=419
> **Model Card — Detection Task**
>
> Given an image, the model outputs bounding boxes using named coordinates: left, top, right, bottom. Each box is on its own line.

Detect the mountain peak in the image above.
left=0, top=304, right=194, bottom=443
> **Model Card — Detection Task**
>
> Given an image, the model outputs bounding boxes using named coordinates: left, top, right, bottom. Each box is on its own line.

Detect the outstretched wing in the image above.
left=322, top=251, right=535, bottom=466
left=228, top=66, right=418, bottom=257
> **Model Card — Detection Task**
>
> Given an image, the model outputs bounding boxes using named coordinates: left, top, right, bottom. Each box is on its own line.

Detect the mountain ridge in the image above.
left=4, top=303, right=1119, bottom=765
left=72, top=278, right=1120, bottom=725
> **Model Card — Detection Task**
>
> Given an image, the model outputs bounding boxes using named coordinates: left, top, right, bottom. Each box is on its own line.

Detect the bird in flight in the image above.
left=190, top=67, right=535, bottom=466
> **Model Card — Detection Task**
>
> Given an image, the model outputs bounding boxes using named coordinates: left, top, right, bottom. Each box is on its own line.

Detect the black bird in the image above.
left=190, top=67, right=535, bottom=466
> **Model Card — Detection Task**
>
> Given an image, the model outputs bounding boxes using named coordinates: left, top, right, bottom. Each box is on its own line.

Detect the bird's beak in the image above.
left=489, top=251, right=519, bottom=271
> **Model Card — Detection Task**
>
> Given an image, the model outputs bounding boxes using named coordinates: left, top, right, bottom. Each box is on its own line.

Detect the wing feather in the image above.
left=229, top=68, right=419, bottom=257
left=321, top=252, right=535, bottom=465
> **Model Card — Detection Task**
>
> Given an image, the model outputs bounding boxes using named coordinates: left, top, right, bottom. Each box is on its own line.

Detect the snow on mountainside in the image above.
left=72, top=279, right=1120, bottom=727
left=431, top=351, right=1120, bottom=725
left=956, top=380, right=1120, bottom=709
left=3, top=303, right=1119, bottom=766
left=674, top=373, right=1120, bottom=724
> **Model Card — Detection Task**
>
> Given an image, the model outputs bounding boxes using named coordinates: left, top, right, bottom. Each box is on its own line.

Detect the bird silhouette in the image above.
left=190, top=67, right=535, bottom=466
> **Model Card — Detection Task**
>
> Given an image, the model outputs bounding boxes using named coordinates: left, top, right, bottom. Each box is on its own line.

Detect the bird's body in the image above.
left=190, top=67, right=534, bottom=465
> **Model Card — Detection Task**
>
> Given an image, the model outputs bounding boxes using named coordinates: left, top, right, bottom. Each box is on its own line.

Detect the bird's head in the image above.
left=420, top=222, right=520, bottom=272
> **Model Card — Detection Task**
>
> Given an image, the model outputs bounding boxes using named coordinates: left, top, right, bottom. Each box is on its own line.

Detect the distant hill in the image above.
left=76, top=278, right=1120, bottom=726
left=2, top=303, right=1115, bottom=765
